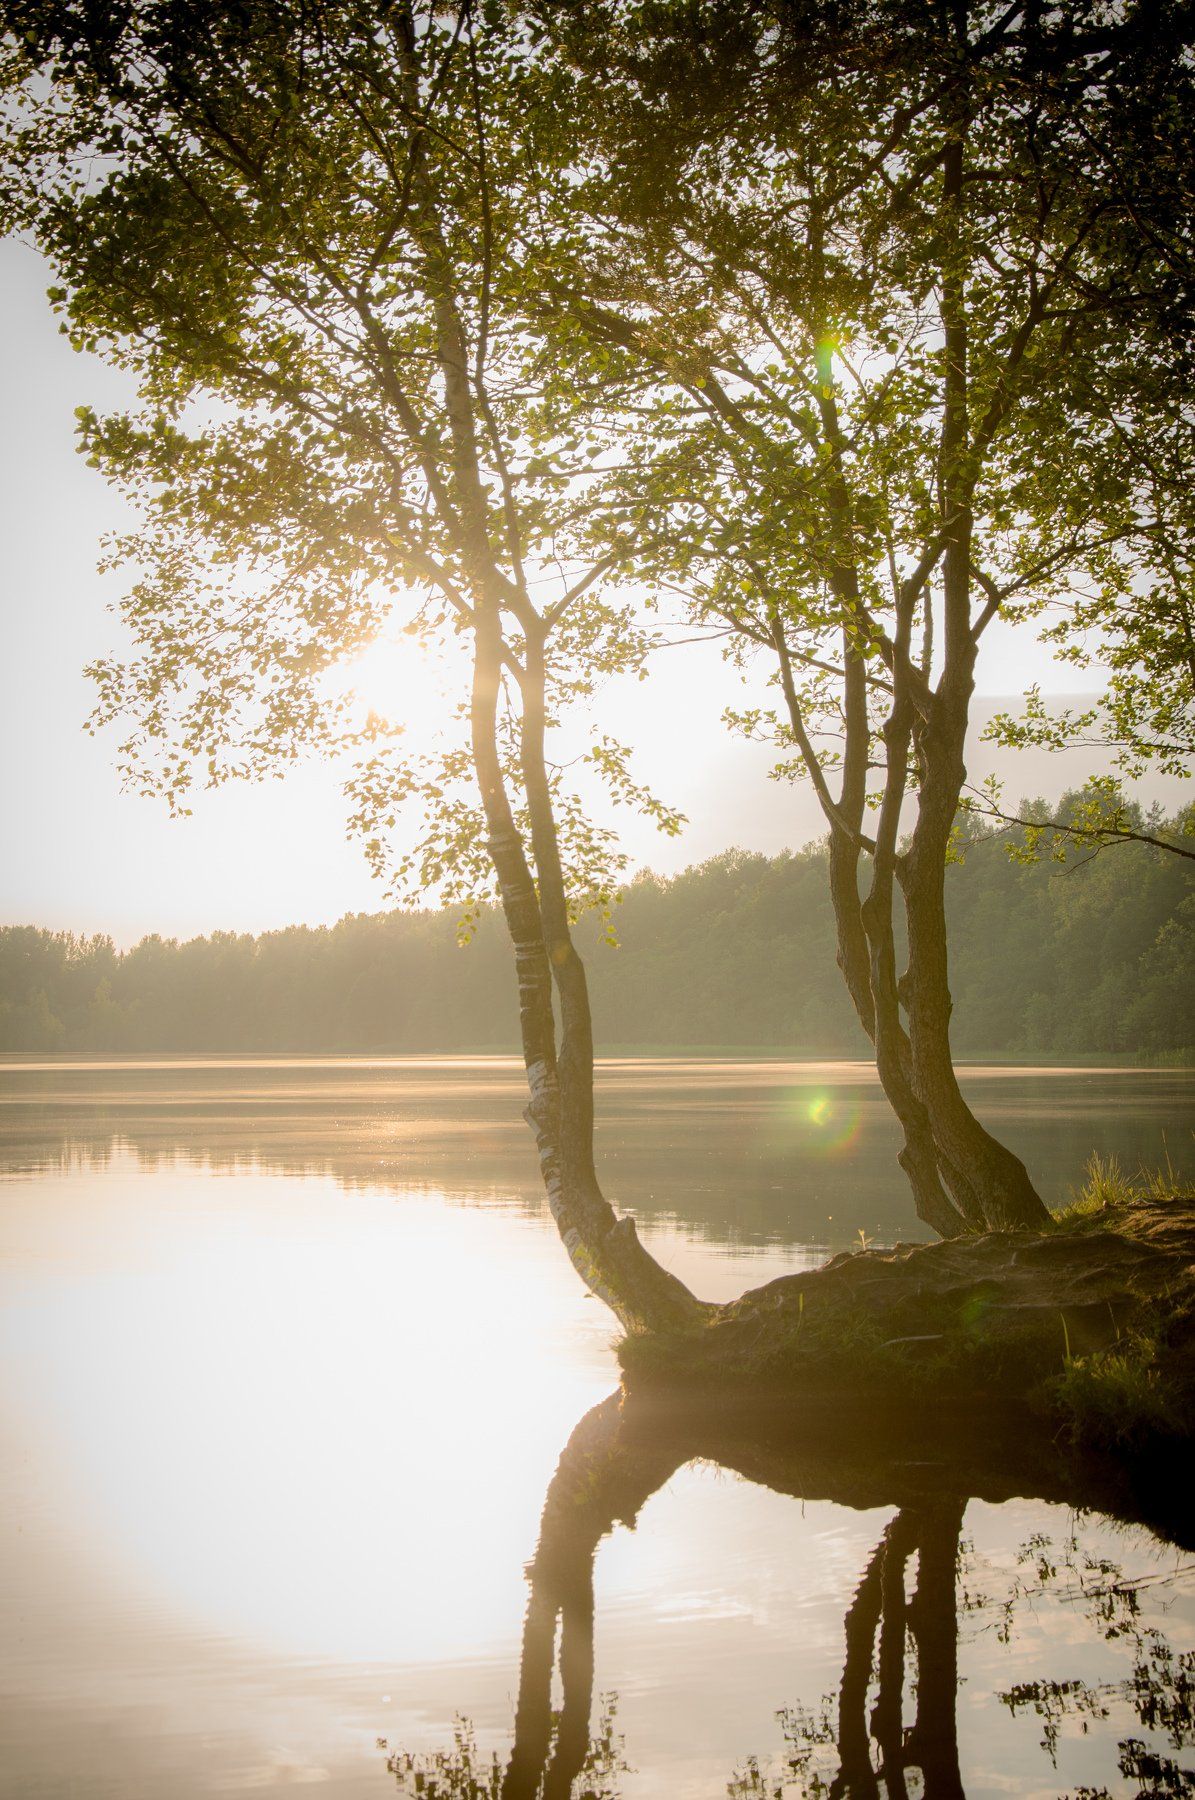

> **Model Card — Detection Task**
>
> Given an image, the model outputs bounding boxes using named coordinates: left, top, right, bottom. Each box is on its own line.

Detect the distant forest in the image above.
left=2, top=809, right=1192, bottom=1059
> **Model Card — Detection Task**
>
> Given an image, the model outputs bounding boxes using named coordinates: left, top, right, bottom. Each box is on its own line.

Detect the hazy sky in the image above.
left=1, top=239, right=1185, bottom=945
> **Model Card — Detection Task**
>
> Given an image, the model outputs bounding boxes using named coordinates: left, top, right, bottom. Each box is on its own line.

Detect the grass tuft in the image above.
left=1050, top=1334, right=1182, bottom=1448
left=1052, top=1152, right=1192, bottom=1229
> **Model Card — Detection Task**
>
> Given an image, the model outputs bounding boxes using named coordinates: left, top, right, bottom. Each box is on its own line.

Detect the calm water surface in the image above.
left=1, top=1056, right=1192, bottom=1798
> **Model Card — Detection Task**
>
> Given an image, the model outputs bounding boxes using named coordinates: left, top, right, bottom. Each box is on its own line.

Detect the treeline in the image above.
left=2, top=809, right=1192, bottom=1059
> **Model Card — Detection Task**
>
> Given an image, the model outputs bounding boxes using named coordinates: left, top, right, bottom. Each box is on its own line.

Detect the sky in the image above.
left=1, top=237, right=1186, bottom=946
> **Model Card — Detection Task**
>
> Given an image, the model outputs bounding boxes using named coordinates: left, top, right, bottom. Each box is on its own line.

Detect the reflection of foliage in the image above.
left=1004, top=1644, right=1195, bottom=1799
left=383, top=1696, right=629, bottom=1800
left=1001, top=1676, right=1112, bottom=1766
left=386, top=1717, right=502, bottom=1800
left=733, top=1515, right=1194, bottom=1800
left=729, top=1698, right=837, bottom=1800
left=1115, top=1736, right=1195, bottom=1798
left=970, top=1523, right=1195, bottom=1797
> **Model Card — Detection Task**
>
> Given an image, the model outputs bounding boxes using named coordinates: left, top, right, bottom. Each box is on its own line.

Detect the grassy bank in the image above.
left=619, top=1165, right=1195, bottom=1455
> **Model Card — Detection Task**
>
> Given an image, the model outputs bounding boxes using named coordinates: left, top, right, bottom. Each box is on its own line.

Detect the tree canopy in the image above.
left=505, top=0, right=1194, bottom=1228
left=2, top=0, right=1191, bottom=1293
left=1, top=0, right=715, bottom=1327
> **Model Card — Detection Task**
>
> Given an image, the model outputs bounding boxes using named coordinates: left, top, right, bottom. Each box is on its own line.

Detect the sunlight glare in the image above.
left=0, top=1158, right=614, bottom=1668
left=333, top=628, right=470, bottom=748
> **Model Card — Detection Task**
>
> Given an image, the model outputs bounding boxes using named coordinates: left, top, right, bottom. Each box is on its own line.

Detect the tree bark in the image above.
left=514, top=627, right=707, bottom=1330
left=861, top=656, right=970, bottom=1239
left=772, top=264, right=1041, bottom=1235
left=900, top=758, right=1049, bottom=1231
left=470, top=616, right=705, bottom=1333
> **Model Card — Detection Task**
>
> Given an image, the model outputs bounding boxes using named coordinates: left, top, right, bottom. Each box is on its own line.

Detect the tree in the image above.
left=0, top=0, right=705, bottom=1330
left=5, top=0, right=1188, bottom=1281
left=519, top=0, right=1194, bottom=1232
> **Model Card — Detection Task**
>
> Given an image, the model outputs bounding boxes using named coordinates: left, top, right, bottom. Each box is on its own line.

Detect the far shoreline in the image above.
left=0, top=1049, right=1191, bottom=1072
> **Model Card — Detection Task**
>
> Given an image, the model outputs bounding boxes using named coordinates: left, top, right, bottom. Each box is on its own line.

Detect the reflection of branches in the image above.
left=727, top=1502, right=966, bottom=1800
left=386, top=1701, right=628, bottom=1800
left=386, top=1394, right=1194, bottom=1800
left=1005, top=1630, right=1194, bottom=1794
left=386, top=1392, right=678, bottom=1800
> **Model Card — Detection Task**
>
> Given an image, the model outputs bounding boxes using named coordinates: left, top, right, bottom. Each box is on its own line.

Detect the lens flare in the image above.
left=799, top=1090, right=863, bottom=1154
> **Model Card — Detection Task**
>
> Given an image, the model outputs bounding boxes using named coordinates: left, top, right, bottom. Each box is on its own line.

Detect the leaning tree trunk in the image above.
left=470, top=605, right=706, bottom=1334
left=408, top=97, right=707, bottom=1334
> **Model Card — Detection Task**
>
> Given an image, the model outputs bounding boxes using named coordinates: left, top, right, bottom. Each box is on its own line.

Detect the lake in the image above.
left=1, top=1056, right=1192, bottom=1798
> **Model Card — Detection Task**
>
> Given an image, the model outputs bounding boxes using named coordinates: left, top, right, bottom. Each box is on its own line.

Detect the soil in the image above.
left=618, top=1198, right=1195, bottom=1459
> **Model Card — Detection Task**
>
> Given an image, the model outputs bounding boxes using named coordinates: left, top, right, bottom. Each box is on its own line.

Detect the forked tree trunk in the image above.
left=898, top=111, right=1049, bottom=1236
left=858, top=662, right=971, bottom=1241
left=783, top=575, right=1042, bottom=1235
left=799, top=110, right=1050, bottom=1240
left=827, top=793, right=1035, bottom=1237
left=828, top=804, right=1043, bottom=1237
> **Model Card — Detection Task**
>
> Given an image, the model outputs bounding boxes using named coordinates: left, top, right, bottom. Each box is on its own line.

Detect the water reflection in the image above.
left=388, top=1391, right=1194, bottom=1799
left=3, top=1056, right=1192, bottom=1250
left=3, top=1062, right=1193, bottom=1796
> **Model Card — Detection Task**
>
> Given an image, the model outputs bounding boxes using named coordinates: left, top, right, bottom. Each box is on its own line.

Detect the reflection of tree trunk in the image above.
left=499, top=1393, right=977, bottom=1800
left=503, top=1573, right=595, bottom=1800
left=871, top=1513, right=917, bottom=1800
left=502, top=1394, right=685, bottom=1800
left=544, top=1578, right=595, bottom=1799
left=825, top=1501, right=966, bottom=1800
left=504, top=1587, right=558, bottom=1800
left=906, top=1500, right=966, bottom=1800
left=832, top=1540, right=885, bottom=1799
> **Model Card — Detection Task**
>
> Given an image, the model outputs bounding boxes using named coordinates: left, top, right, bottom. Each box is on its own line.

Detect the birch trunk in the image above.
left=402, top=48, right=707, bottom=1330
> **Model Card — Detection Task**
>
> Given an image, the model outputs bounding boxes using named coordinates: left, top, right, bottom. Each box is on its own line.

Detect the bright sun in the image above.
left=335, top=631, right=467, bottom=743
